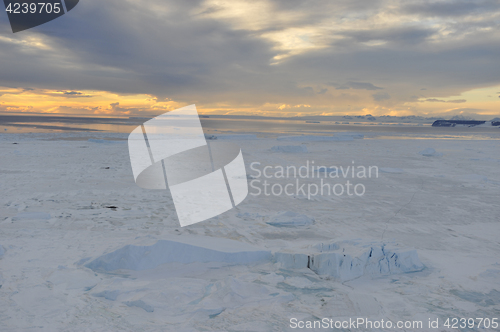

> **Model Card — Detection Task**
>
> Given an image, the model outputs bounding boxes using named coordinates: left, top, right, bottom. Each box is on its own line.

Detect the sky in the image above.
left=0, top=0, right=500, bottom=118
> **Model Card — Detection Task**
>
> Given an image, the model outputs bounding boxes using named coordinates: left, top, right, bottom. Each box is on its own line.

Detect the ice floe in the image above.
left=85, top=237, right=272, bottom=272
left=270, top=145, right=308, bottom=153
left=419, top=147, right=443, bottom=157
left=379, top=167, right=405, bottom=174
left=124, top=300, right=155, bottom=312
left=93, top=290, right=120, bottom=301
left=266, top=211, right=315, bottom=228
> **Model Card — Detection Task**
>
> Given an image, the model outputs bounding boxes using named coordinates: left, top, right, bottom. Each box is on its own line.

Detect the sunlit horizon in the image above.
left=1, top=0, right=499, bottom=120
left=1, top=85, right=499, bottom=120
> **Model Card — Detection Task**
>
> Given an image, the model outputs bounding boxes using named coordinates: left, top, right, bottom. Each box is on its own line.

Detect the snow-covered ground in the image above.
left=0, top=130, right=499, bottom=331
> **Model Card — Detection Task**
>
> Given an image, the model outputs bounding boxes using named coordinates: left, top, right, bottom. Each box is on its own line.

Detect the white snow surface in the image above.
left=12, top=212, right=51, bottom=221
left=0, top=132, right=499, bottom=331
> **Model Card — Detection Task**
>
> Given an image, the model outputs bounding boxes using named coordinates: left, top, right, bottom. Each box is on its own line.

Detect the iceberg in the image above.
left=275, top=242, right=424, bottom=282
left=85, top=237, right=272, bottom=272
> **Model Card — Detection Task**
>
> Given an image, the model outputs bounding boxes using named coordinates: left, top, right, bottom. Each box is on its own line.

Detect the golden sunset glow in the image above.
left=0, top=0, right=499, bottom=119
left=1, top=84, right=499, bottom=118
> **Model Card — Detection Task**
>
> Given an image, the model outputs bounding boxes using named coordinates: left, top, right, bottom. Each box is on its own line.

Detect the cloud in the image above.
left=102, top=102, right=143, bottom=116
left=341, top=26, right=436, bottom=45
left=335, top=86, right=350, bottom=90
left=425, top=99, right=467, bottom=103
left=51, top=105, right=100, bottom=115
left=402, top=0, right=500, bottom=18
left=61, top=91, right=92, bottom=98
left=439, top=108, right=489, bottom=119
left=0, top=0, right=499, bottom=117
left=330, top=82, right=383, bottom=90
left=372, top=92, right=391, bottom=101
left=348, top=82, right=383, bottom=90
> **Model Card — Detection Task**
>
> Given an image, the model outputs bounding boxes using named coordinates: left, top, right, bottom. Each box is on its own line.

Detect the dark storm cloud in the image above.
left=0, top=0, right=298, bottom=104
left=271, top=0, right=383, bottom=13
left=340, top=26, right=437, bottom=45
left=403, top=0, right=500, bottom=17
left=282, top=32, right=500, bottom=95
left=266, top=0, right=387, bottom=30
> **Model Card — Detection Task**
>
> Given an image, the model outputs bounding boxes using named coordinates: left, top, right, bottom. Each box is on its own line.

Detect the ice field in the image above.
left=0, top=126, right=499, bottom=331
